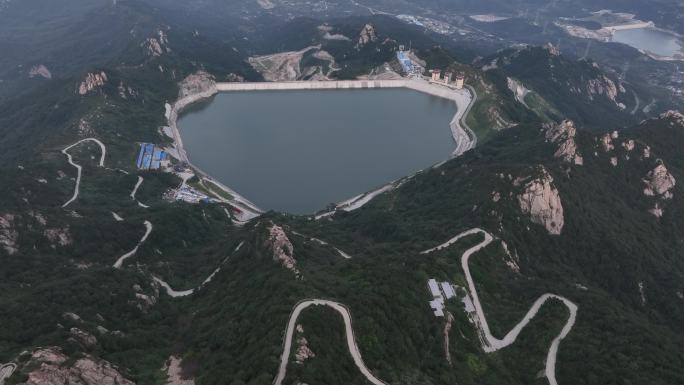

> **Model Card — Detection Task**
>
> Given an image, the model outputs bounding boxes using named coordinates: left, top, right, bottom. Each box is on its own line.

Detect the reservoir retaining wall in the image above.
left=215, top=79, right=465, bottom=102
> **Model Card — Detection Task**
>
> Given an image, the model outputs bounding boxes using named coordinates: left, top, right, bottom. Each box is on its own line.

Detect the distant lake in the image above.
left=611, top=28, right=683, bottom=58
left=178, top=89, right=456, bottom=214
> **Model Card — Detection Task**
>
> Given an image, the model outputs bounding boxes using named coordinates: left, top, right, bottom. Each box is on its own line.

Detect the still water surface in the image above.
left=612, top=28, right=683, bottom=57
left=178, top=89, right=456, bottom=214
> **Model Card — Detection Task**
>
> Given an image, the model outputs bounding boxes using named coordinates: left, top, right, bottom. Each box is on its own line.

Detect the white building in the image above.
left=430, top=298, right=445, bottom=317
left=441, top=282, right=456, bottom=299
left=428, top=279, right=441, bottom=297
left=428, top=278, right=445, bottom=317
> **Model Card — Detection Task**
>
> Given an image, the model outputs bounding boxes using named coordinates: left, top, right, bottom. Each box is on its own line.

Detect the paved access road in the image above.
left=274, top=299, right=387, bottom=385
left=61, top=138, right=106, bottom=208
left=422, top=228, right=577, bottom=385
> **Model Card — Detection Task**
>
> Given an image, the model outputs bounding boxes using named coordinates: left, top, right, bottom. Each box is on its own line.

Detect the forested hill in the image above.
left=1, top=1, right=683, bottom=385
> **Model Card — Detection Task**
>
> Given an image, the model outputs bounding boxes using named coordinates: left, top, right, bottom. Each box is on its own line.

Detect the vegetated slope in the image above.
left=479, top=46, right=647, bottom=129
left=1, top=4, right=684, bottom=385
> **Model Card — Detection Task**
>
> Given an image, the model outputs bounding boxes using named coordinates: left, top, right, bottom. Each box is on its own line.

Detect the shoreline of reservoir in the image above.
left=167, top=78, right=475, bottom=216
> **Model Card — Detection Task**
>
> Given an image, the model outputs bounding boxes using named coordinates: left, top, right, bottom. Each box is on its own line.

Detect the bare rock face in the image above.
left=178, top=71, right=216, bottom=99
left=62, top=312, right=82, bottom=322
left=649, top=203, right=663, bottom=218
left=255, top=0, right=274, bottom=9
left=265, top=223, right=299, bottom=276
left=517, top=167, right=564, bottom=235
left=78, top=72, right=107, bottom=95
left=19, top=347, right=134, bottom=385
left=357, top=24, right=377, bottom=47
left=44, top=227, right=72, bottom=248
left=117, top=82, right=137, bottom=99
left=507, top=77, right=530, bottom=106
left=69, top=328, right=97, bottom=349
left=643, top=163, right=675, bottom=199
left=586, top=75, right=619, bottom=102
left=660, top=110, right=684, bottom=126
left=29, top=64, right=52, bottom=79
left=142, top=30, right=170, bottom=57
left=295, top=337, right=315, bottom=364
left=163, top=356, right=195, bottom=385
left=0, top=213, right=18, bottom=255
left=545, top=120, right=583, bottom=165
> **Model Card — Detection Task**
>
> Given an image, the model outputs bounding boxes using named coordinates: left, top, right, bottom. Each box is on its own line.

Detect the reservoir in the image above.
left=178, top=88, right=457, bottom=214
left=611, top=28, right=683, bottom=58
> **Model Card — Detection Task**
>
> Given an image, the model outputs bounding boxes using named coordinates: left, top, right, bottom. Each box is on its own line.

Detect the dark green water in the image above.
left=178, top=88, right=456, bottom=214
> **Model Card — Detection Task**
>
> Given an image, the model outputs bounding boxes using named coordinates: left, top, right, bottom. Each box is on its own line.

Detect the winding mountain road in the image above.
left=0, top=363, right=16, bottom=385
left=61, top=138, right=106, bottom=208
left=113, top=220, right=153, bottom=269
left=274, top=300, right=387, bottom=385
left=422, top=228, right=577, bottom=385
left=155, top=241, right=244, bottom=297
left=130, top=176, right=144, bottom=200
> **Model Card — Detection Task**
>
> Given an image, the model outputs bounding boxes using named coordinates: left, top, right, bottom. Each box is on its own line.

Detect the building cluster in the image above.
left=396, top=46, right=424, bottom=77
left=173, top=186, right=213, bottom=204
left=427, top=278, right=457, bottom=317
left=429, top=69, right=465, bottom=89
left=136, top=143, right=169, bottom=170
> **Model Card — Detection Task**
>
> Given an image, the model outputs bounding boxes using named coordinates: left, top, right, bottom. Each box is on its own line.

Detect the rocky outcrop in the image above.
left=163, top=357, right=194, bottom=385
left=78, top=72, right=107, bottom=95
left=69, top=328, right=97, bottom=349
left=643, top=163, right=675, bottom=199
left=517, top=167, right=564, bottom=235
left=178, top=71, right=216, bottom=99
left=357, top=24, right=377, bottom=47
left=649, top=203, right=663, bottom=218
left=507, top=77, right=530, bottom=106
left=256, top=0, right=274, bottom=9
left=62, top=312, right=82, bottom=322
left=117, top=82, right=137, bottom=99
left=44, top=227, right=72, bottom=248
left=599, top=130, right=619, bottom=152
left=545, top=120, right=583, bottom=165
left=247, top=46, right=324, bottom=82
left=29, top=64, right=52, bottom=79
left=660, top=110, right=684, bottom=126
left=622, top=139, right=635, bottom=152
left=586, top=75, right=620, bottom=102
left=19, top=347, right=134, bottom=385
left=265, top=224, right=299, bottom=276
left=142, top=30, right=170, bottom=57
left=295, top=337, right=315, bottom=364
left=0, top=213, right=18, bottom=255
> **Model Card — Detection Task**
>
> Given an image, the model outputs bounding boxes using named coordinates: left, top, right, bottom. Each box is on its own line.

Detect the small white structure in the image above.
left=428, top=279, right=441, bottom=297
left=430, top=69, right=441, bottom=81
left=427, top=278, right=445, bottom=317
left=430, top=298, right=445, bottom=317
left=441, top=282, right=456, bottom=299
